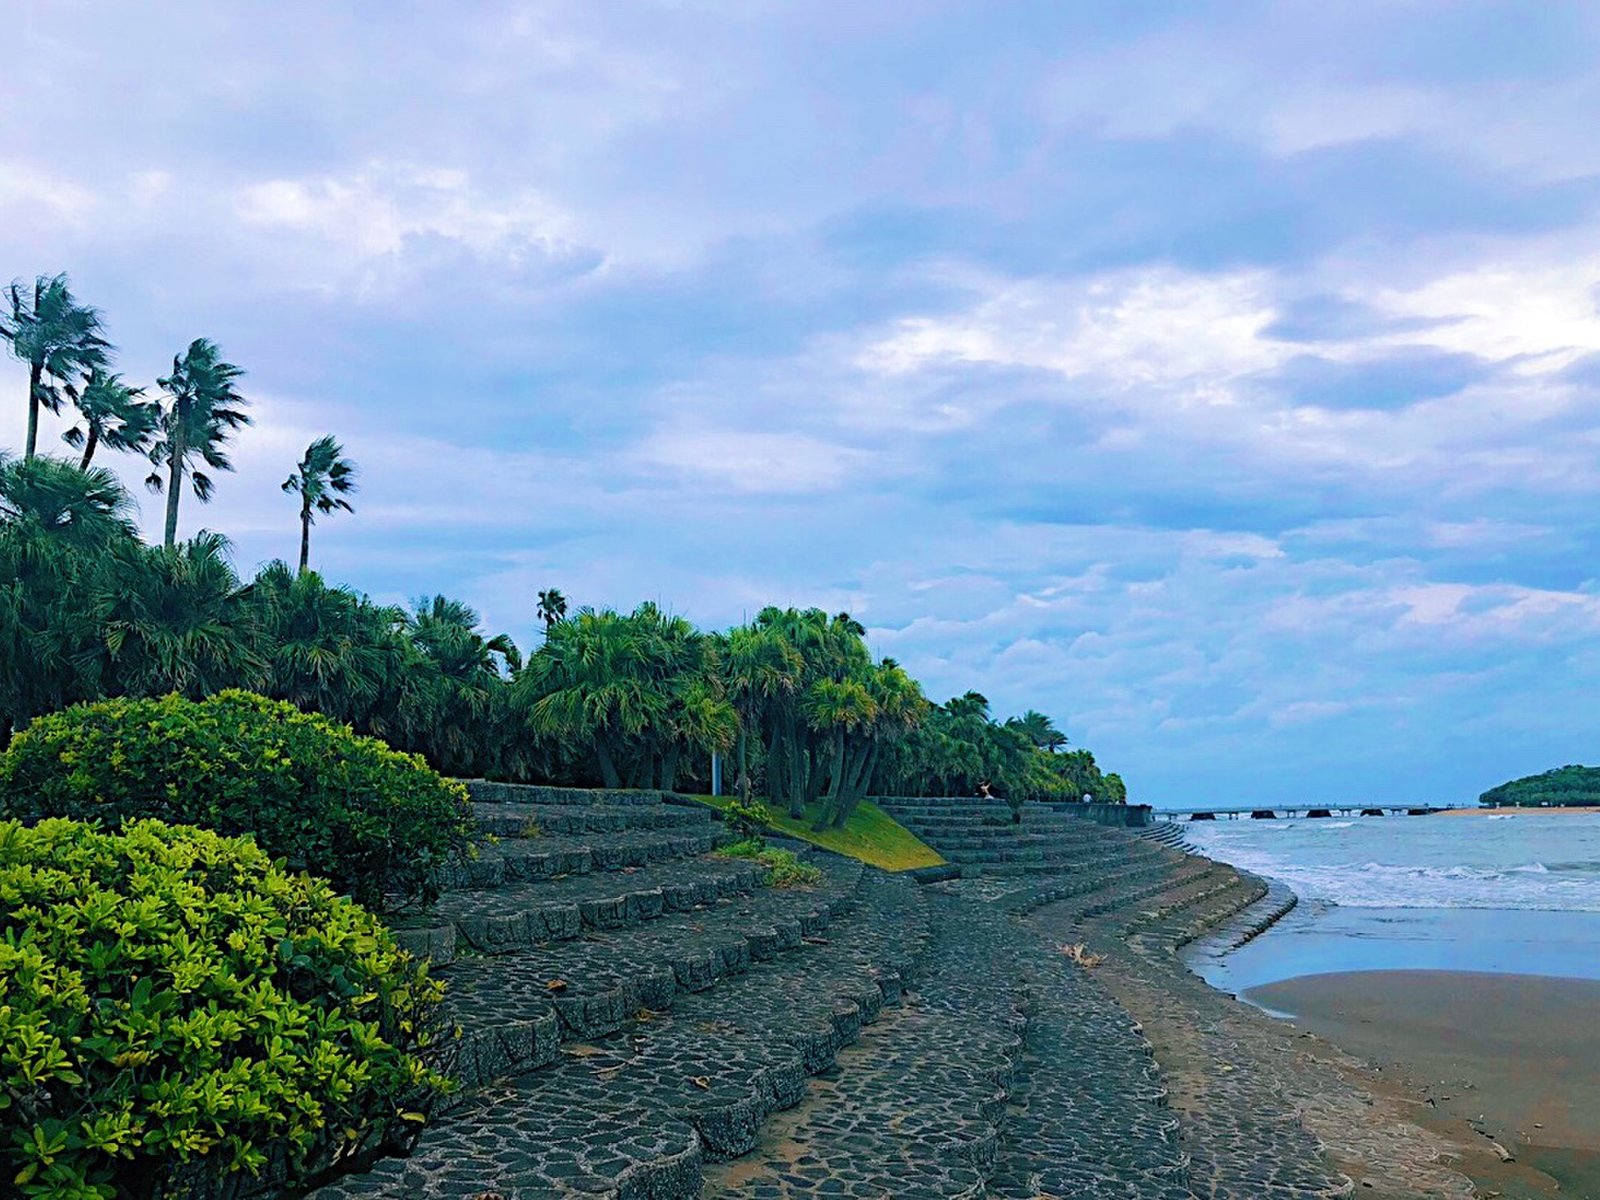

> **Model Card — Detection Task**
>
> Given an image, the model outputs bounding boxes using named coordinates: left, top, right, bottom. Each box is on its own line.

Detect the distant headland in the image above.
left=1479, top=764, right=1600, bottom=807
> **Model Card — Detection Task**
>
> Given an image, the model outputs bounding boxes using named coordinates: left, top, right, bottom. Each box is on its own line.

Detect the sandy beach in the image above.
left=1248, top=970, right=1600, bottom=1198
left=1442, top=806, right=1600, bottom=816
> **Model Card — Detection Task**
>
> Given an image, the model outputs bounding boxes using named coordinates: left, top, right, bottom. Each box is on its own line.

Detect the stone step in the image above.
left=472, top=800, right=714, bottom=837
left=986, top=937, right=1190, bottom=1199
left=1168, top=877, right=1269, bottom=949
left=1120, top=869, right=1243, bottom=934
left=465, top=780, right=683, bottom=807
left=443, top=828, right=730, bottom=890
left=1079, top=863, right=1214, bottom=919
left=706, top=892, right=1028, bottom=1198
left=420, top=856, right=769, bottom=956
left=1002, top=859, right=1188, bottom=916
left=902, top=828, right=1108, bottom=851
left=438, top=858, right=867, bottom=1095
left=939, top=838, right=1137, bottom=865
left=955, top=842, right=1170, bottom=879
left=889, top=811, right=1113, bottom=830
left=310, top=871, right=930, bottom=1200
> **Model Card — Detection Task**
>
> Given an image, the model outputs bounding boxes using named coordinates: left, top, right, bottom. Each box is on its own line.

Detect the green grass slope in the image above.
left=688, top=794, right=944, bottom=871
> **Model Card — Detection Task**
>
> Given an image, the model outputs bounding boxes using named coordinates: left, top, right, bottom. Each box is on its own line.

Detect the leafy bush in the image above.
left=715, top=839, right=823, bottom=888
left=723, top=795, right=772, bottom=842
left=0, top=691, right=472, bottom=909
left=0, top=818, right=452, bottom=1200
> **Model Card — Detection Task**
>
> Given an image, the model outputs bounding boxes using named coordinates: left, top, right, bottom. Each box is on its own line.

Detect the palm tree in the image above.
left=146, top=338, right=251, bottom=548
left=246, top=560, right=409, bottom=729
left=0, top=453, right=137, bottom=546
left=95, top=531, right=264, bottom=698
left=405, top=595, right=522, bottom=775
left=516, top=606, right=668, bottom=788
left=1, top=273, right=111, bottom=460
left=803, top=676, right=876, bottom=830
left=537, top=587, right=568, bottom=631
left=1006, top=709, right=1067, bottom=753
left=282, top=435, right=358, bottom=574
left=723, top=624, right=803, bottom=799
left=63, top=369, right=158, bottom=469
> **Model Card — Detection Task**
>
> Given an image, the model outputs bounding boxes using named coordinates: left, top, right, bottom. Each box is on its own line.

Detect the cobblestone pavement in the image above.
left=1044, top=856, right=1477, bottom=1199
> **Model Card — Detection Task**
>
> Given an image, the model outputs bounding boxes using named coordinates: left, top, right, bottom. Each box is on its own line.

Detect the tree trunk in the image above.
left=162, top=427, right=186, bottom=549
left=811, top=730, right=845, bottom=831
left=23, top=362, right=41, bottom=459
left=298, top=500, right=312, bottom=574
left=787, top=719, right=807, bottom=819
left=803, top=740, right=826, bottom=809
left=661, top=745, right=679, bottom=792
left=78, top=425, right=99, bottom=470
left=834, top=742, right=879, bottom=828
left=594, top=740, right=622, bottom=789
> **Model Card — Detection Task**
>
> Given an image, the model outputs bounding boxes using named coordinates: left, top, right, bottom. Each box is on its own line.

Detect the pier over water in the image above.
left=1160, top=804, right=1466, bottom=821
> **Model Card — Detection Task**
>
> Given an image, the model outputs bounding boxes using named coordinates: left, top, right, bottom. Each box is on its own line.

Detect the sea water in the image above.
left=1176, top=810, right=1600, bottom=995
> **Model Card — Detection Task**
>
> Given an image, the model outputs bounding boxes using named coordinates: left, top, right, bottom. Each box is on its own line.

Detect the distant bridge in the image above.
left=1157, top=804, right=1468, bottom=821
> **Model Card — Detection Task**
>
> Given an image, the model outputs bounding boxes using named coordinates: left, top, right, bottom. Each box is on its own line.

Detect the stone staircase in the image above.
left=315, top=788, right=1346, bottom=1199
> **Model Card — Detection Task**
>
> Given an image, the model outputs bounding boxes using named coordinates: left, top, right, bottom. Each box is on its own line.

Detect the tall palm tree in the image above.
left=281, top=435, right=358, bottom=574
left=803, top=676, right=876, bottom=830
left=723, top=624, right=803, bottom=799
left=147, top=339, right=251, bottom=548
left=537, top=587, right=568, bottom=631
left=63, top=368, right=158, bottom=469
left=1, top=273, right=111, bottom=459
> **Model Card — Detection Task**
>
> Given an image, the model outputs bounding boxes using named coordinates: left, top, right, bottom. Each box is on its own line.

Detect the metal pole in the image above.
left=711, top=753, right=722, bottom=797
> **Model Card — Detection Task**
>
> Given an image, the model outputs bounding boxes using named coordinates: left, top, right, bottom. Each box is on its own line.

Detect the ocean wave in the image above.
left=1191, top=852, right=1600, bottom=911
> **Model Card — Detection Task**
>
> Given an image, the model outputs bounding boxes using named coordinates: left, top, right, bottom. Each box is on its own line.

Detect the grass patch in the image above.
left=690, top=795, right=944, bottom=872
left=714, top=838, right=825, bottom=888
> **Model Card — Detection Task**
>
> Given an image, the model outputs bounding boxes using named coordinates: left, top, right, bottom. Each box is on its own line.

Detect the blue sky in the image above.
left=4, top=1, right=1600, bottom=807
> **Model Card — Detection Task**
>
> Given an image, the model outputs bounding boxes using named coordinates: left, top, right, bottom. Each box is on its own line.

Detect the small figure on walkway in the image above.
left=978, top=780, right=995, bottom=800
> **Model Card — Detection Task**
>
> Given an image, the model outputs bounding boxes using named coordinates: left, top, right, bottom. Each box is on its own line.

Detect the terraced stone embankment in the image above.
left=879, top=796, right=1479, bottom=1199
left=315, top=784, right=941, bottom=1200
left=321, top=788, right=1472, bottom=1199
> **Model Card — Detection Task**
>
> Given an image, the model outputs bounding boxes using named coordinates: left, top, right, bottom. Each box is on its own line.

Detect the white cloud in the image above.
left=234, top=161, right=586, bottom=290
left=0, top=160, right=96, bottom=228
left=635, top=427, right=872, bottom=494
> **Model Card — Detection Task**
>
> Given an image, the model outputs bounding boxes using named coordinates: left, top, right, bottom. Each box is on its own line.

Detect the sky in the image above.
left=4, top=1, right=1600, bottom=808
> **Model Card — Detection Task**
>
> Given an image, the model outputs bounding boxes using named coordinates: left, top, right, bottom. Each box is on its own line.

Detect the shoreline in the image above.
left=1244, top=967, right=1600, bottom=1198
left=1441, top=804, right=1600, bottom=816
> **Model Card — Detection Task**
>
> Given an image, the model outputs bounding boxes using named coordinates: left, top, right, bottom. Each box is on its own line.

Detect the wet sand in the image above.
left=1248, top=970, right=1600, bottom=1198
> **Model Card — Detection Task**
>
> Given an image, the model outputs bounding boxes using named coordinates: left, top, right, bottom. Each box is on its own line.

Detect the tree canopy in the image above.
left=1, top=270, right=1131, bottom=806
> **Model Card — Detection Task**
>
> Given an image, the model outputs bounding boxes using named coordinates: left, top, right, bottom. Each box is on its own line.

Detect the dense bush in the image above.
left=723, top=795, right=773, bottom=841
left=0, top=690, right=473, bottom=909
left=0, top=818, right=451, bottom=1200
left=715, top=838, right=824, bottom=888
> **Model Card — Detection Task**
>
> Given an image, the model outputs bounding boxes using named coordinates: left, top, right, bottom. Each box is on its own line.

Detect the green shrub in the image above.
left=0, top=691, right=473, bottom=910
left=0, top=818, right=452, bottom=1200
left=714, top=839, right=823, bottom=889
left=723, top=796, right=772, bottom=842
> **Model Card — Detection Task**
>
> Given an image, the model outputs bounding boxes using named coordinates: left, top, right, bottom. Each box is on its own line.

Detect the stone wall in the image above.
left=462, top=780, right=681, bottom=807
left=1052, top=801, right=1154, bottom=829
left=869, top=794, right=1153, bottom=829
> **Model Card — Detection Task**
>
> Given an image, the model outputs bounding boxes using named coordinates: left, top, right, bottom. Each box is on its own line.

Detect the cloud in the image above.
left=5, top=1, right=1600, bottom=806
